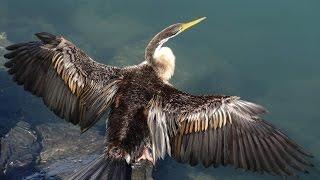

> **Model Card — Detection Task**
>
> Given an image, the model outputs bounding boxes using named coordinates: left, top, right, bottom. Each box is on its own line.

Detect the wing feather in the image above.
left=4, top=32, right=122, bottom=131
left=147, top=84, right=313, bottom=176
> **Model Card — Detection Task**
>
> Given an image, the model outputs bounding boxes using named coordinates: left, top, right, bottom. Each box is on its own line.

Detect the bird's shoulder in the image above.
left=119, top=63, right=162, bottom=83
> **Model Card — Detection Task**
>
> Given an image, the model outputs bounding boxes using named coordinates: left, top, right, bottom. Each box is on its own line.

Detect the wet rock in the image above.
left=0, top=32, right=10, bottom=70
left=41, top=154, right=100, bottom=179
left=0, top=121, right=41, bottom=179
left=0, top=111, right=26, bottom=140
left=23, top=171, right=58, bottom=180
left=0, top=118, right=153, bottom=179
left=35, top=122, right=154, bottom=179
left=0, top=121, right=154, bottom=179
left=35, top=123, right=105, bottom=178
left=36, top=123, right=105, bottom=169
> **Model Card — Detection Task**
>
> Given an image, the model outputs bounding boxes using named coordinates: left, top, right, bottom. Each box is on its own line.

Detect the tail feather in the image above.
left=69, top=155, right=132, bottom=180
left=107, top=160, right=132, bottom=180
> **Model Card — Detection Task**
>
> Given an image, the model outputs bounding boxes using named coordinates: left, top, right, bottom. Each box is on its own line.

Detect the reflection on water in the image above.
left=0, top=0, right=320, bottom=179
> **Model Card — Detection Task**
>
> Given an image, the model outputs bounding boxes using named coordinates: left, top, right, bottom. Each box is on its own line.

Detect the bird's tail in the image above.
left=68, top=155, right=132, bottom=180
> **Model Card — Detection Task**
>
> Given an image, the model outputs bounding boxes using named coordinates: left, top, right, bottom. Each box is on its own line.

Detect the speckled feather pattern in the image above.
left=4, top=32, right=122, bottom=132
left=147, top=86, right=313, bottom=176
left=4, top=31, right=313, bottom=179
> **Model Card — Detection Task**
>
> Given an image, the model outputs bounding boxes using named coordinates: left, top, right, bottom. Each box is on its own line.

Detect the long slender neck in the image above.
left=145, top=34, right=175, bottom=82
left=145, top=24, right=180, bottom=63
left=145, top=25, right=179, bottom=82
left=145, top=32, right=162, bottom=63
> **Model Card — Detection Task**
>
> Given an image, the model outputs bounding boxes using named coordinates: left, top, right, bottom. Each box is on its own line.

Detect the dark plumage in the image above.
left=3, top=18, right=313, bottom=179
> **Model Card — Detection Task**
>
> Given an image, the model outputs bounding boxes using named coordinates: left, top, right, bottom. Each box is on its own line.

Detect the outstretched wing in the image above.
left=147, top=84, right=313, bottom=176
left=4, top=32, right=122, bottom=132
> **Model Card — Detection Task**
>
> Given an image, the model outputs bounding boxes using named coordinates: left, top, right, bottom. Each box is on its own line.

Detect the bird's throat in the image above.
left=152, top=47, right=175, bottom=82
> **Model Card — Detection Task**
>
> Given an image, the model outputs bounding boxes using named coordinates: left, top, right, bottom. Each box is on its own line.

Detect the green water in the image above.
left=1, top=0, right=320, bottom=179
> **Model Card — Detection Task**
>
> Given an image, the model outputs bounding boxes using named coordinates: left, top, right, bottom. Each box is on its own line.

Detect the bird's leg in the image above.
left=137, top=147, right=154, bottom=165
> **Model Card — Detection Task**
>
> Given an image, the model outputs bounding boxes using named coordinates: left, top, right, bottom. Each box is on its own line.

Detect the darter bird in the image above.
left=3, top=17, right=313, bottom=179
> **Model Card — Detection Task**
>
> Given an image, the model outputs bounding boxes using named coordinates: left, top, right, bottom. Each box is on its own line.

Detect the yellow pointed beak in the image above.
left=180, top=17, right=206, bottom=32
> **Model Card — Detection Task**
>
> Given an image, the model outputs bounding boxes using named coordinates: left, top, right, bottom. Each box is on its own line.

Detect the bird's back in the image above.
left=105, top=64, right=164, bottom=162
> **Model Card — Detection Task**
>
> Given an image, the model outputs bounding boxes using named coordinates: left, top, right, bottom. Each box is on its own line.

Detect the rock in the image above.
left=36, top=122, right=105, bottom=179
left=23, top=171, right=57, bottom=180
left=36, top=123, right=105, bottom=168
left=0, top=110, right=26, bottom=140
left=0, top=32, right=10, bottom=71
left=43, top=154, right=99, bottom=179
left=35, top=122, right=154, bottom=179
left=0, top=118, right=154, bottom=179
left=0, top=121, right=41, bottom=179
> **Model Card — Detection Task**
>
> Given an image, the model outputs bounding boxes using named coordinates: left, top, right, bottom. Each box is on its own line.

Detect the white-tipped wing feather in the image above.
left=4, top=32, right=122, bottom=132
left=147, top=84, right=312, bottom=176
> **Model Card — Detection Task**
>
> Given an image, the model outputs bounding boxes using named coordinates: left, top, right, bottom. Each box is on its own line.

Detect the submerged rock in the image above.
left=36, top=123, right=105, bottom=168
left=0, top=121, right=41, bottom=179
left=36, top=123, right=105, bottom=179
left=0, top=115, right=153, bottom=179
left=0, top=32, right=10, bottom=70
left=35, top=123, right=153, bottom=179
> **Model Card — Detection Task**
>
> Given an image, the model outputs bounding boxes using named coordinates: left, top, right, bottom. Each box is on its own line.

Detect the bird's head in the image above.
left=153, top=17, right=206, bottom=50
left=145, top=17, right=206, bottom=82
